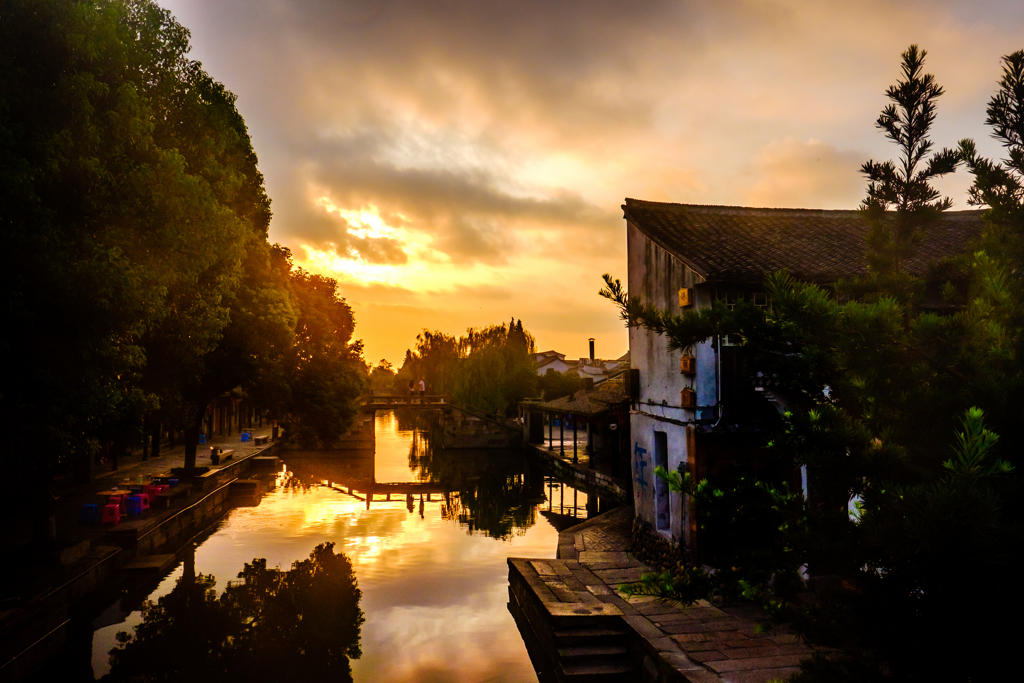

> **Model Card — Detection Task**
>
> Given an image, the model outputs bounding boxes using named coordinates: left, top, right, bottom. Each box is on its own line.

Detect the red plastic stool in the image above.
left=136, top=492, right=151, bottom=512
left=102, top=504, right=121, bottom=525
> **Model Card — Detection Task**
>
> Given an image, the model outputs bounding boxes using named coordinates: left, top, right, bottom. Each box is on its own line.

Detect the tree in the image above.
left=248, top=256, right=365, bottom=449
left=860, top=45, right=960, bottom=279
left=601, top=46, right=1024, bottom=681
left=400, top=320, right=537, bottom=415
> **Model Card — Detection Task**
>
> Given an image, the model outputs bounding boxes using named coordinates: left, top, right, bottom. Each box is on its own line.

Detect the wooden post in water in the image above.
left=572, top=415, right=578, bottom=464
left=559, top=415, right=565, bottom=456
left=548, top=412, right=553, bottom=451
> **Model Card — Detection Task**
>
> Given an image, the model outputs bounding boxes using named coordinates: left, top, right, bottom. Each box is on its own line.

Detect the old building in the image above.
left=624, top=198, right=984, bottom=551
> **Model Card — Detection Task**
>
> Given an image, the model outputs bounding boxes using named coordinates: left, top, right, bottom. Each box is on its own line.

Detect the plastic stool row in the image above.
left=81, top=492, right=153, bottom=526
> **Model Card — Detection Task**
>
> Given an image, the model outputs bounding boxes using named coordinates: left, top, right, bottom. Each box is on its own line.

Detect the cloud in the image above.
left=741, top=139, right=865, bottom=209
left=160, top=0, right=1024, bottom=364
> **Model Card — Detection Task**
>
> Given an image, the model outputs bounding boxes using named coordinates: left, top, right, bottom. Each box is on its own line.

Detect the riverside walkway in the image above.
left=0, top=431, right=280, bottom=681
left=509, top=506, right=820, bottom=682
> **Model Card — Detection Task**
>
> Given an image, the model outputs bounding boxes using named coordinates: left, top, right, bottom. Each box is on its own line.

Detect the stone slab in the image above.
left=707, top=654, right=808, bottom=673
left=578, top=551, right=631, bottom=564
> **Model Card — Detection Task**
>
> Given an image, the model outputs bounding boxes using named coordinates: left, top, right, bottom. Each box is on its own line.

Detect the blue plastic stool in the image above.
left=80, top=503, right=100, bottom=524
left=198, top=434, right=206, bottom=444
left=240, top=432, right=249, bottom=442
left=168, top=478, right=179, bottom=487
left=125, top=496, right=143, bottom=517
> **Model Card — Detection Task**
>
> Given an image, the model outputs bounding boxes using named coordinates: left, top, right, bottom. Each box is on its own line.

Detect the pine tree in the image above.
left=860, top=45, right=960, bottom=277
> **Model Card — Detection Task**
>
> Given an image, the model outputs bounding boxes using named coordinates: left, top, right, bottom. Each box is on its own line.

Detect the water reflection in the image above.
left=85, top=409, right=609, bottom=682
left=105, top=543, right=363, bottom=683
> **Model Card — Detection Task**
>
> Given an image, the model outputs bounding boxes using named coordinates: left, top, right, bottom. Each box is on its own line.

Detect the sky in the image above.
left=158, top=0, right=1024, bottom=367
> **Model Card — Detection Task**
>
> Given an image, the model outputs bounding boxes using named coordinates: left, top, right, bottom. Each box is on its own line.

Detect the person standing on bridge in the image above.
left=419, top=377, right=426, bottom=396
left=408, top=378, right=415, bottom=398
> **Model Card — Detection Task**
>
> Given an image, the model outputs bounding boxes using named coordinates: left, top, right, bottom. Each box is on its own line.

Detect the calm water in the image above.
left=88, top=410, right=602, bottom=681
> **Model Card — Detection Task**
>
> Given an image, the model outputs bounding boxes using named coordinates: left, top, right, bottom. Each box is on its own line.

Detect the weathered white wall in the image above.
left=627, top=223, right=714, bottom=545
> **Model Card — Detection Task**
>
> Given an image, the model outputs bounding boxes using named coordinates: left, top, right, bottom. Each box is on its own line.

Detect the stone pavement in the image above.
left=2, top=429, right=279, bottom=597
left=510, top=506, right=816, bottom=683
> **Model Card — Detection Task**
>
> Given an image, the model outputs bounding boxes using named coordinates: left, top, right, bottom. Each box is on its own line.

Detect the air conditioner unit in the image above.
left=680, top=388, right=696, bottom=408
left=678, top=287, right=692, bottom=307
left=679, top=355, right=696, bottom=375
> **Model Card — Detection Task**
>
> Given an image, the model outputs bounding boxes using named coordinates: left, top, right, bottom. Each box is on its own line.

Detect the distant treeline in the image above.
left=0, top=0, right=366, bottom=516
left=369, top=319, right=579, bottom=416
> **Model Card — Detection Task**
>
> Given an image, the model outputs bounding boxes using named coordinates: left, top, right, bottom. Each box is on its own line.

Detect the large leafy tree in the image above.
left=0, top=0, right=260, bottom=523
left=249, top=251, right=366, bottom=449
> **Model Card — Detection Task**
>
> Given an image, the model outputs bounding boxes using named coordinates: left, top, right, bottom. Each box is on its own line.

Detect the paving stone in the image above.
left=719, top=667, right=802, bottom=683
left=652, top=611, right=698, bottom=624
left=767, top=633, right=802, bottom=645
left=531, top=560, right=556, bottom=576
left=586, top=584, right=613, bottom=595
left=623, top=614, right=666, bottom=641
left=722, top=643, right=812, bottom=660
left=560, top=575, right=587, bottom=591
left=570, top=567, right=604, bottom=586
left=682, top=606, right=731, bottom=620
left=684, top=641, right=725, bottom=652
left=707, top=654, right=808, bottom=673
left=690, top=650, right=727, bottom=663
left=650, top=636, right=681, bottom=652
left=597, top=592, right=637, bottom=614
left=578, top=550, right=631, bottom=565
left=679, top=670, right=726, bottom=683
left=662, top=621, right=712, bottom=635
left=562, top=559, right=581, bottom=569
left=704, top=618, right=743, bottom=631
left=545, top=601, right=623, bottom=618
left=547, top=583, right=580, bottom=603
left=575, top=591, right=605, bottom=607
left=557, top=544, right=578, bottom=560
left=574, top=533, right=585, bottom=551
left=593, top=567, right=647, bottom=582
left=659, top=651, right=704, bottom=671
left=723, top=637, right=772, bottom=648
left=636, top=601, right=686, bottom=616
left=670, top=625, right=712, bottom=638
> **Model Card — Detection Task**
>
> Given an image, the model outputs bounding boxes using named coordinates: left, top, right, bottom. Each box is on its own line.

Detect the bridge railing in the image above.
left=362, top=394, right=448, bottom=407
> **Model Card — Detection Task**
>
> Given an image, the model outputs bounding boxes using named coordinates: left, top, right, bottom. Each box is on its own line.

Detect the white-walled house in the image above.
left=623, top=199, right=984, bottom=553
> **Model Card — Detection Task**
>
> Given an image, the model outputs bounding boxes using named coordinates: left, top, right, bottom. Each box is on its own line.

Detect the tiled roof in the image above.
left=622, top=199, right=985, bottom=283
left=540, top=375, right=629, bottom=416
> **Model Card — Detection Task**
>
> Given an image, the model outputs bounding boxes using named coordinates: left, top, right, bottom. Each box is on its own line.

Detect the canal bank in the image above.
left=0, top=434, right=282, bottom=682
left=7, top=409, right=620, bottom=682
left=508, top=506, right=823, bottom=683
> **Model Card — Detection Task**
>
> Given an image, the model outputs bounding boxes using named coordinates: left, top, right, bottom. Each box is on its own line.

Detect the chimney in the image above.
left=589, top=338, right=595, bottom=361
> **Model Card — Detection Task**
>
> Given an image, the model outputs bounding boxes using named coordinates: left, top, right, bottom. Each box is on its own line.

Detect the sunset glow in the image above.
left=160, top=0, right=1024, bottom=364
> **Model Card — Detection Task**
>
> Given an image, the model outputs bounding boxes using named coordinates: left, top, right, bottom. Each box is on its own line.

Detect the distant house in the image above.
left=623, top=198, right=984, bottom=550
left=534, top=350, right=570, bottom=375
left=534, top=349, right=630, bottom=384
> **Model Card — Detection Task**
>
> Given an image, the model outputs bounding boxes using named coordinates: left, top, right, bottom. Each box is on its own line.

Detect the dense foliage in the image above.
left=397, top=319, right=537, bottom=415
left=604, top=46, right=1024, bottom=681
left=0, top=0, right=365, bottom=541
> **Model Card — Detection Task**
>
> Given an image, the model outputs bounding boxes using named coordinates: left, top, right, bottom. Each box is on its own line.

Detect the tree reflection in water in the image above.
left=105, top=543, right=363, bottom=682
left=409, top=412, right=543, bottom=540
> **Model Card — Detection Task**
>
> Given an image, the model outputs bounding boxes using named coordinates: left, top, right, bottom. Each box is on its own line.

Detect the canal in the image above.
left=83, top=409, right=609, bottom=681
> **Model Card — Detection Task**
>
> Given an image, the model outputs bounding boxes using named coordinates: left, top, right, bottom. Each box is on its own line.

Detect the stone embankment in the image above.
left=509, top=506, right=818, bottom=683
left=0, top=434, right=281, bottom=681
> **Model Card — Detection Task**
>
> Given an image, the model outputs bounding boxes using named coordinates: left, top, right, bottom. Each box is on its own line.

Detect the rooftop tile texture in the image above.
left=623, top=198, right=985, bottom=283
